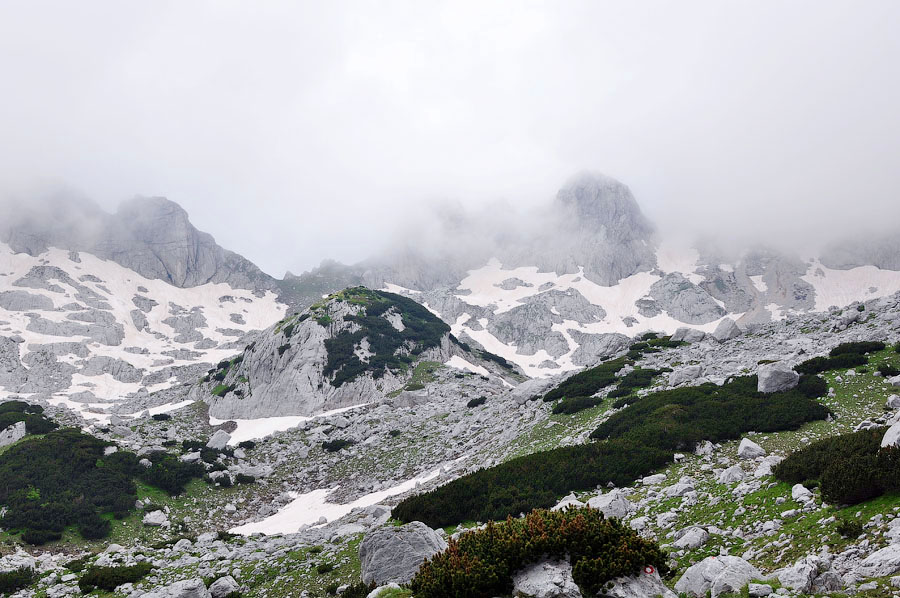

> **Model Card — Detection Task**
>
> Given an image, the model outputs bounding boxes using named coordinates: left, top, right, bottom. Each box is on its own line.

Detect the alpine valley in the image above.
left=1, top=173, right=900, bottom=598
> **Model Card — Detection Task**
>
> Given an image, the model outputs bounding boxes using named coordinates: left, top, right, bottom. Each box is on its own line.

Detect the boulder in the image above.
left=366, top=584, right=402, bottom=598
left=738, top=438, right=766, bottom=459
left=0, top=421, right=26, bottom=448
left=551, top=493, right=584, bottom=511
left=887, top=395, right=900, bottom=409
left=675, top=555, right=760, bottom=598
left=139, top=578, right=211, bottom=598
left=712, top=318, right=742, bottom=342
left=603, top=567, right=677, bottom=598
left=143, top=510, right=169, bottom=527
left=208, top=576, right=240, bottom=598
left=671, top=327, right=706, bottom=343
left=748, top=584, right=773, bottom=597
left=673, top=527, right=709, bottom=550
left=757, top=363, right=799, bottom=393
left=882, top=422, right=900, bottom=448
left=206, top=430, right=231, bottom=450
left=511, top=558, right=582, bottom=598
left=791, top=484, right=813, bottom=503
left=359, top=521, right=447, bottom=585
left=890, top=375, right=900, bottom=387
left=669, top=365, right=703, bottom=387
left=856, top=544, right=900, bottom=577
left=753, top=456, right=784, bottom=478
left=586, top=489, right=633, bottom=519
left=717, top=465, right=745, bottom=484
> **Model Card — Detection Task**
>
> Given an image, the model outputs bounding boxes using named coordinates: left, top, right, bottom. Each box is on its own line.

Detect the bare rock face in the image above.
left=359, top=522, right=447, bottom=585
left=675, top=555, right=761, bottom=598
left=712, top=318, right=742, bottom=342
left=1, top=194, right=276, bottom=292
left=511, top=558, right=582, bottom=598
left=0, top=421, right=26, bottom=448
left=649, top=273, right=726, bottom=324
left=757, top=362, right=799, bottom=393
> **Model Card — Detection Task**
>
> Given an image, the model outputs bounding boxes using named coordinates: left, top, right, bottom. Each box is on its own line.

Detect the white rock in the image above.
left=857, top=544, right=900, bottom=577
left=887, top=394, right=900, bottom=409
left=603, top=567, right=677, bottom=598
left=757, top=362, right=800, bottom=393
left=717, top=465, right=745, bottom=484
left=586, top=489, right=633, bottom=519
left=674, top=527, right=709, bottom=550
left=675, top=555, right=761, bottom=598
left=143, top=510, right=169, bottom=527
left=791, top=483, right=813, bottom=503
left=511, top=558, right=582, bottom=598
left=738, top=438, right=766, bottom=459
left=206, top=430, right=231, bottom=450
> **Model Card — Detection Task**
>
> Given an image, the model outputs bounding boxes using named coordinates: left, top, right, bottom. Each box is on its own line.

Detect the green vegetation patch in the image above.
left=0, top=428, right=204, bottom=544
left=0, top=400, right=57, bottom=435
left=774, top=427, right=900, bottom=505
left=395, top=375, right=829, bottom=528
left=78, top=562, right=153, bottom=592
left=323, top=287, right=450, bottom=387
left=410, top=507, right=669, bottom=598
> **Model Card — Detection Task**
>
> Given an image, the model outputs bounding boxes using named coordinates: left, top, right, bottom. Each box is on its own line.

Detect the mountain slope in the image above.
left=196, top=286, right=522, bottom=418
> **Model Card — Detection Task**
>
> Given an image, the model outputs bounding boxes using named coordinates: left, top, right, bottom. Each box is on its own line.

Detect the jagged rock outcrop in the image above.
left=648, top=273, right=726, bottom=324
left=358, top=522, right=447, bottom=585
left=200, top=288, right=520, bottom=418
left=757, top=362, right=799, bottom=393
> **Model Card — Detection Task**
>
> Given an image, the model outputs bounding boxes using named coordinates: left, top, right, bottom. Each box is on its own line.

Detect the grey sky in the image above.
left=2, top=1, right=899, bottom=277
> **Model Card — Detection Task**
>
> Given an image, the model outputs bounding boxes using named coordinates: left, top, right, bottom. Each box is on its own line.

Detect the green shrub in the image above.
left=794, top=353, right=867, bottom=375
left=396, top=375, right=828, bottom=528
left=237, top=440, right=256, bottom=450
left=316, top=563, right=335, bottom=574
left=235, top=473, right=256, bottom=484
left=322, top=439, right=354, bottom=452
left=466, top=396, right=487, bottom=408
left=22, top=529, right=61, bottom=545
left=0, top=567, right=35, bottom=594
left=389, top=429, right=402, bottom=437
left=829, top=341, right=884, bottom=356
left=879, top=364, right=900, bottom=378
left=152, top=413, right=171, bottom=421
left=774, top=428, right=900, bottom=505
left=78, top=562, right=153, bottom=592
left=340, top=582, right=378, bottom=598
left=65, top=556, right=89, bottom=572
left=541, top=357, right=627, bottom=402
left=410, top=507, right=669, bottom=598
left=552, top=396, right=603, bottom=415
left=405, top=382, right=425, bottom=391
left=836, top=518, right=864, bottom=538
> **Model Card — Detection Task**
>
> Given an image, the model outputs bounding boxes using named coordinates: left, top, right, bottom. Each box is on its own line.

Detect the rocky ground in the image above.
left=1, top=292, right=900, bottom=597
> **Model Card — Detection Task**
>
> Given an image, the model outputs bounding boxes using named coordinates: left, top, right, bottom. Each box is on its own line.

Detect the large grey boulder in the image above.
left=586, top=489, right=633, bottom=519
left=671, top=327, right=706, bottom=343
left=777, top=556, right=842, bottom=593
left=143, top=510, right=169, bottom=527
left=139, top=578, right=211, bottom=598
left=208, top=575, right=240, bottom=598
left=600, top=568, right=676, bottom=598
left=882, top=422, right=900, bottom=448
left=673, top=527, right=709, bottom=550
left=359, top=522, right=447, bottom=585
left=0, top=421, right=26, bottom=448
left=757, top=363, right=799, bottom=393
left=712, top=318, right=742, bottom=342
left=856, top=544, right=900, bottom=577
left=675, top=555, right=761, bottom=598
left=206, top=430, right=232, bottom=450
left=717, top=465, right=745, bottom=484
left=669, top=365, right=703, bottom=387
left=738, top=438, right=766, bottom=459
left=511, top=558, right=582, bottom=598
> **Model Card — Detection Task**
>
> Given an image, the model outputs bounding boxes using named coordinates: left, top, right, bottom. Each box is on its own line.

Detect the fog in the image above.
left=2, top=1, right=899, bottom=277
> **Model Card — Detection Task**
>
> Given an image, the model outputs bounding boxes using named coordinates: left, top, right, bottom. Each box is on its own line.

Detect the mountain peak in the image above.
left=555, top=171, right=654, bottom=240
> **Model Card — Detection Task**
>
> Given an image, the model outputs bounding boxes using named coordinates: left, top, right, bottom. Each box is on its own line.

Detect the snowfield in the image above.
left=0, top=243, right=286, bottom=421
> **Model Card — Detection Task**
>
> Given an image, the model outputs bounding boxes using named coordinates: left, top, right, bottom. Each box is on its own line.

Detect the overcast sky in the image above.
left=2, top=1, right=899, bottom=276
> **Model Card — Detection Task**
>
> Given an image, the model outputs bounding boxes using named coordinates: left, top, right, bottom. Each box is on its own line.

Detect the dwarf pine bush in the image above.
left=410, top=507, right=669, bottom=598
